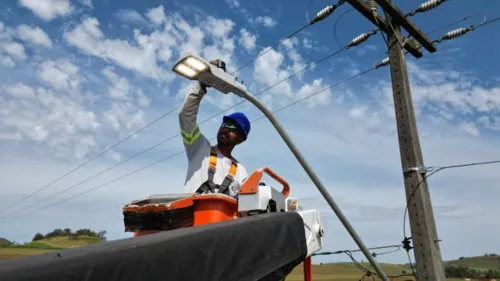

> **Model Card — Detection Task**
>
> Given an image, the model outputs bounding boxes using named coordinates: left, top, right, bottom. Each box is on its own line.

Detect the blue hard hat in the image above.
left=223, top=112, right=251, bottom=139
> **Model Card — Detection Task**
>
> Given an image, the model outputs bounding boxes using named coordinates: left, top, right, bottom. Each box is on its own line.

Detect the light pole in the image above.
left=172, top=54, right=390, bottom=281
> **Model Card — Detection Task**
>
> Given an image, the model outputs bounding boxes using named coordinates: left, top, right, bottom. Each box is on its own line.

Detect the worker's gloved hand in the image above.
left=199, top=59, right=225, bottom=91
left=199, top=81, right=209, bottom=91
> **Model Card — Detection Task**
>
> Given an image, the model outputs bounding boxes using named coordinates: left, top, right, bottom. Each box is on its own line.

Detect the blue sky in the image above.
left=0, top=0, right=500, bottom=267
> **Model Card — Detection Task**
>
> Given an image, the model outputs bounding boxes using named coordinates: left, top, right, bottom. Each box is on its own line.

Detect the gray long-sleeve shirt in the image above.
left=178, top=82, right=248, bottom=197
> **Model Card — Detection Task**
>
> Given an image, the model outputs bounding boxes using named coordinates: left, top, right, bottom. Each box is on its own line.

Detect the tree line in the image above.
left=32, top=228, right=107, bottom=241
left=445, top=265, right=500, bottom=278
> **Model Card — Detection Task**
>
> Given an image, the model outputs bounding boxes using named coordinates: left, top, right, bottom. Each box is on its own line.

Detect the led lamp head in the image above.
left=172, top=53, right=247, bottom=97
left=172, top=55, right=209, bottom=79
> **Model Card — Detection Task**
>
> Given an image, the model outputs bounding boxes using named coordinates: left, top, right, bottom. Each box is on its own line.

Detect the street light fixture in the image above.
left=172, top=54, right=246, bottom=96
left=171, top=54, right=390, bottom=281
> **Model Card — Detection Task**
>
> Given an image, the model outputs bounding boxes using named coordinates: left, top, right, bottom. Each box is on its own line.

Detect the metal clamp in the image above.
left=404, top=166, right=427, bottom=174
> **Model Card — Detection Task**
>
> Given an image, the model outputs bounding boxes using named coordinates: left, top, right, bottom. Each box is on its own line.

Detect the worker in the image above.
left=179, top=79, right=250, bottom=198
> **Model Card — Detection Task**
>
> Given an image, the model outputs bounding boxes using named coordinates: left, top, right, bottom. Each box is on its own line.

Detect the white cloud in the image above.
left=3, top=82, right=36, bottom=99
left=0, top=84, right=101, bottom=158
left=459, top=122, right=480, bottom=136
left=19, top=0, right=73, bottom=21
left=36, top=59, right=82, bottom=92
left=281, top=37, right=307, bottom=77
left=348, top=105, right=368, bottom=120
left=102, top=66, right=132, bottom=100
left=302, top=38, right=313, bottom=49
left=478, top=115, right=500, bottom=131
left=253, top=46, right=293, bottom=99
left=238, top=28, right=257, bottom=52
left=101, top=66, right=151, bottom=106
left=203, top=16, right=234, bottom=38
left=63, top=17, right=168, bottom=81
left=1, top=41, right=26, bottom=60
left=0, top=132, right=23, bottom=141
left=146, top=6, right=166, bottom=25
left=295, top=78, right=331, bottom=107
left=373, top=61, right=500, bottom=135
left=115, top=9, right=148, bottom=25
left=100, top=66, right=148, bottom=134
left=225, top=0, right=240, bottom=9
left=0, top=55, right=15, bottom=67
left=356, top=44, right=377, bottom=56
left=103, top=102, right=145, bottom=132
left=15, top=25, right=52, bottom=49
left=255, top=16, right=277, bottom=27
left=79, top=0, right=92, bottom=8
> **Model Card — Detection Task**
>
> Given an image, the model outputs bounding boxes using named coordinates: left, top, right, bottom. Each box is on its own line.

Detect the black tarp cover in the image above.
left=0, top=212, right=307, bottom=281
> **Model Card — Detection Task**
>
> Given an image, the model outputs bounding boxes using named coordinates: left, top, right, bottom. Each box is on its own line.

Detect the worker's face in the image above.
left=217, top=120, right=245, bottom=146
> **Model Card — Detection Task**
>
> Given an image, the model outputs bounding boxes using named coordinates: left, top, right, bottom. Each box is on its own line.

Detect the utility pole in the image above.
left=343, top=1, right=446, bottom=280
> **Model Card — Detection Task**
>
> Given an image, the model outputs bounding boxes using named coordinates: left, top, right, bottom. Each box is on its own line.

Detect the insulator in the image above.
left=345, top=30, right=377, bottom=49
left=438, top=26, right=475, bottom=42
left=409, top=39, right=421, bottom=49
left=409, top=0, right=447, bottom=16
left=310, top=5, right=337, bottom=24
left=375, top=57, right=390, bottom=69
left=416, top=0, right=447, bottom=13
left=366, top=0, right=378, bottom=13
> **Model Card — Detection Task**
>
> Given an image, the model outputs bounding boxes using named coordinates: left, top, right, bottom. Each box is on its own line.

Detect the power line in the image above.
left=374, top=14, right=499, bottom=69
left=0, top=48, right=350, bottom=220
left=400, top=159, right=500, bottom=279
left=333, top=249, right=416, bottom=281
left=4, top=11, right=493, bottom=221
left=0, top=63, right=380, bottom=223
left=1, top=6, right=344, bottom=217
left=232, top=0, right=345, bottom=74
left=402, top=159, right=500, bottom=238
left=313, top=243, right=402, bottom=256
left=0, top=105, right=180, bottom=215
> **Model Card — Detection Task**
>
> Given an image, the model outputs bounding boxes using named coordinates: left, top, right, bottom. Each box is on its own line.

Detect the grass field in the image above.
left=0, top=235, right=101, bottom=261
left=286, top=262, right=417, bottom=280
left=446, top=255, right=500, bottom=272
left=1, top=235, right=498, bottom=281
left=285, top=263, right=473, bottom=280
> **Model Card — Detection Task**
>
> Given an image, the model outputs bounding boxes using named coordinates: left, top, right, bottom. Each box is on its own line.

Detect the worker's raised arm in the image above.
left=179, top=82, right=210, bottom=159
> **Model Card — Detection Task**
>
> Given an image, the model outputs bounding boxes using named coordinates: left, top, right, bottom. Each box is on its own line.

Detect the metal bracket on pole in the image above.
left=374, top=0, right=437, bottom=53
left=343, top=0, right=423, bottom=58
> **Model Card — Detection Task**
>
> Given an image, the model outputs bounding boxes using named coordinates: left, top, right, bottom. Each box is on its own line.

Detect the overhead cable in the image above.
left=401, top=159, right=500, bottom=279
left=2, top=6, right=345, bottom=216
left=433, top=15, right=499, bottom=43
left=0, top=106, right=180, bottom=215
left=375, top=14, right=497, bottom=68
left=232, top=0, right=345, bottom=74
left=0, top=47, right=352, bottom=221
left=312, top=243, right=402, bottom=257
left=0, top=64, right=379, bottom=223
left=4, top=23, right=384, bottom=217
left=0, top=7, right=345, bottom=214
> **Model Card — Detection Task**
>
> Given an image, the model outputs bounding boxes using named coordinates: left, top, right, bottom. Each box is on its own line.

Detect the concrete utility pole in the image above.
left=343, top=1, right=446, bottom=280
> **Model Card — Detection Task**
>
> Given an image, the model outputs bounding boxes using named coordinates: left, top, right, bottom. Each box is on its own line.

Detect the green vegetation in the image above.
left=285, top=254, right=500, bottom=280
left=1, top=228, right=106, bottom=249
left=0, top=227, right=107, bottom=257
left=0, top=238, right=13, bottom=247
left=443, top=253, right=500, bottom=278
left=1, top=229, right=499, bottom=281
left=31, top=228, right=107, bottom=242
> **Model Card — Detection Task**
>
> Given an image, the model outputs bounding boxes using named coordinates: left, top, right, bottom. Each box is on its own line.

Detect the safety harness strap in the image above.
left=208, top=147, right=217, bottom=183
left=196, top=147, right=238, bottom=195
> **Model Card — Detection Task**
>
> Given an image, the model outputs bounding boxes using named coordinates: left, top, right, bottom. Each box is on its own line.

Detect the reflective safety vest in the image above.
left=196, top=147, right=238, bottom=195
